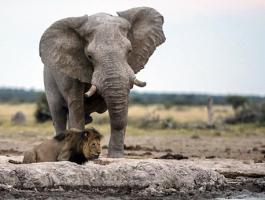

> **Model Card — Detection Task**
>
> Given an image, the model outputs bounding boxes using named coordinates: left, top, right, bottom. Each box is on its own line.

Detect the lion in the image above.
left=9, top=128, right=102, bottom=165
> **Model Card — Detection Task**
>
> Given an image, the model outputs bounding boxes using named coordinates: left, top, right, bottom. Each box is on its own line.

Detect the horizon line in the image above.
left=0, top=86, right=264, bottom=97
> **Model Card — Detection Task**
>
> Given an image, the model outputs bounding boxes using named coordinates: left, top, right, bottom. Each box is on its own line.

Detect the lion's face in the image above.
left=82, top=138, right=101, bottom=160
left=81, top=128, right=102, bottom=160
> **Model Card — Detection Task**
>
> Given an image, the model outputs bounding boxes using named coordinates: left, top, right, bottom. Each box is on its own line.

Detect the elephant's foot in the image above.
left=107, top=146, right=124, bottom=158
left=108, top=129, right=125, bottom=158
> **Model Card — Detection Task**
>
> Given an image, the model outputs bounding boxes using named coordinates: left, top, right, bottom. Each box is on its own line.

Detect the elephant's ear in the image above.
left=39, top=15, right=93, bottom=83
left=117, top=7, right=166, bottom=73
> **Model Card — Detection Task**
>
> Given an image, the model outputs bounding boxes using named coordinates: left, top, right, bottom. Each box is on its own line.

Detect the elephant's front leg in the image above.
left=67, top=84, right=85, bottom=131
left=107, top=110, right=128, bottom=158
left=68, top=98, right=85, bottom=130
left=108, top=127, right=125, bottom=158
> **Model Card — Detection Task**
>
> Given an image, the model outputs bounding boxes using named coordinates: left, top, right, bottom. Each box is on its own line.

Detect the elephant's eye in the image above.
left=127, top=48, right=132, bottom=55
left=87, top=54, right=93, bottom=60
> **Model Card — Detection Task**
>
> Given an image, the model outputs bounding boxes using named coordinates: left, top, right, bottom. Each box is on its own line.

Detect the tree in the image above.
left=226, top=96, right=248, bottom=110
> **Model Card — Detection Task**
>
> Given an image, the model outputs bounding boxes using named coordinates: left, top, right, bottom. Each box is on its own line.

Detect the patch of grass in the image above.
left=225, top=123, right=265, bottom=136
left=0, top=122, right=53, bottom=140
left=0, top=103, right=263, bottom=140
left=0, top=103, right=36, bottom=123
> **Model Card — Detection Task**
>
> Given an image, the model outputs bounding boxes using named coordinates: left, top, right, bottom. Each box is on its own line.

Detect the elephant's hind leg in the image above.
left=44, top=67, right=67, bottom=135
left=49, top=101, right=68, bottom=135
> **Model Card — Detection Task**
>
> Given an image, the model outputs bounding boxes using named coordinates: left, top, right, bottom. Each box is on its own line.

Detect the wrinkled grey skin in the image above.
left=39, top=7, right=165, bottom=158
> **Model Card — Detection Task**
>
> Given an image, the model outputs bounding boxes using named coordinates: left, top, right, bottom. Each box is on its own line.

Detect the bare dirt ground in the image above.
left=1, top=133, right=264, bottom=162
left=1, top=104, right=264, bottom=161
left=124, top=134, right=265, bottom=161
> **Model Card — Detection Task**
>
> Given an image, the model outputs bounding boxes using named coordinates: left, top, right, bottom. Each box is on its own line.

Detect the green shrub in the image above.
left=161, top=117, right=177, bottom=129
left=139, top=112, right=160, bottom=129
left=138, top=112, right=177, bottom=129
left=34, top=93, right=52, bottom=123
left=226, top=96, right=248, bottom=110
left=225, top=102, right=265, bottom=124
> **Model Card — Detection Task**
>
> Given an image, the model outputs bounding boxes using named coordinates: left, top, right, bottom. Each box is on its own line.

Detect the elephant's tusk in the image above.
left=85, top=85, right=97, bottom=97
left=69, top=128, right=82, bottom=132
left=134, top=79, right=146, bottom=87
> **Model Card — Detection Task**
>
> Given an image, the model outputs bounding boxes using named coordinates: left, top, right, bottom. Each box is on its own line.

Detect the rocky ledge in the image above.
left=0, top=156, right=264, bottom=198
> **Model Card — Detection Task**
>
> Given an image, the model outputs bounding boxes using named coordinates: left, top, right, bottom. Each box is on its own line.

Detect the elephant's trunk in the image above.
left=101, top=75, right=129, bottom=157
left=90, top=58, right=130, bottom=157
left=87, top=53, right=146, bottom=158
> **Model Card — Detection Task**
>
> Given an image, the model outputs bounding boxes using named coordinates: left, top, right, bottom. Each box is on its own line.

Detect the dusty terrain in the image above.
left=1, top=104, right=264, bottom=162
left=0, top=132, right=265, bottom=161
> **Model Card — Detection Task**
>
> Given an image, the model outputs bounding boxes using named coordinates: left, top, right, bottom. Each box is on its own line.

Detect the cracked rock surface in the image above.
left=0, top=156, right=264, bottom=199
left=0, top=157, right=225, bottom=193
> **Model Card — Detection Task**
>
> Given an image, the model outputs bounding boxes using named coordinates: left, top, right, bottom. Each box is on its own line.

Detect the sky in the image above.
left=0, top=0, right=264, bottom=95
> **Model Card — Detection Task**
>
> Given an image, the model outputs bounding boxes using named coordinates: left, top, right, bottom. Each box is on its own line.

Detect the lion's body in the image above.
left=22, top=128, right=102, bottom=164
left=22, top=138, right=64, bottom=163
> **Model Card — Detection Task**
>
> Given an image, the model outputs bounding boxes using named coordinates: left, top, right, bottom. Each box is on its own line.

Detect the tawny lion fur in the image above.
left=10, top=128, right=102, bottom=165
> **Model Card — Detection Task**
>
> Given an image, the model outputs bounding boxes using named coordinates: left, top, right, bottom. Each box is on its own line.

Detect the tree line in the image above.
left=130, top=92, right=265, bottom=106
left=0, top=88, right=41, bottom=103
left=0, top=87, right=265, bottom=106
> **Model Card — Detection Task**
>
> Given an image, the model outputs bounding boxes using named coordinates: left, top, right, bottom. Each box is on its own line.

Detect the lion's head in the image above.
left=60, top=128, right=103, bottom=164
left=81, top=128, right=102, bottom=160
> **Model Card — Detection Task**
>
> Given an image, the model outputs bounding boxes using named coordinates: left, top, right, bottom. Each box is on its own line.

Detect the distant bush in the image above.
left=224, top=95, right=265, bottom=124
left=34, top=93, right=52, bottom=123
left=226, top=96, right=248, bottom=110
left=139, top=112, right=161, bottom=129
left=225, top=102, right=265, bottom=124
left=11, top=111, right=26, bottom=125
left=161, top=117, right=177, bottom=129
left=138, top=112, right=177, bottom=129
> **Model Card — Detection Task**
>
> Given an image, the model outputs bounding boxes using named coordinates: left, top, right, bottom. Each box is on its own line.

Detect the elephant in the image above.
left=39, top=7, right=165, bottom=158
